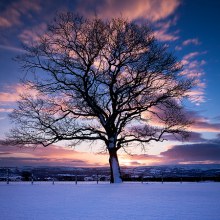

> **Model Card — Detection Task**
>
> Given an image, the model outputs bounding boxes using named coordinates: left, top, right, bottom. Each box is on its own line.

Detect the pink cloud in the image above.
left=0, top=0, right=41, bottom=28
left=154, top=28, right=179, bottom=42
left=143, top=107, right=220, bottom=133
left=183, top=52, right=200, bottom=61
left=0, top=84, right=36, bottom=103
left=154, top=19, right=179, bottom=42
left=19, top=23, right=47, bottom=45
left=185, top=111, right=220, bottom=133
left=186, top=90, right=205, bottom=105
left=191, top=121, right=220, bottom=133
left=0, top=92, right=20, bottom=103
left=77, top=0, right=180, bottom=22
left=175, top=38, right=201, bottom=51
left=0, top=143, right=109, bottom=167
left=182, top=38, right=200, bottom=46
left=0, top=17, right=11, bottom=27
left=0, top=108, right=13, bottom=113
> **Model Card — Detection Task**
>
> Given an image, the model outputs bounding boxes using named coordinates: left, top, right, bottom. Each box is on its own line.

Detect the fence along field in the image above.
left=1, top=165, right=220, bottom=184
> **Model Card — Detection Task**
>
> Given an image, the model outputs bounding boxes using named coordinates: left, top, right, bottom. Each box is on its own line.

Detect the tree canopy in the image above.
left=7, top=13, right=193, bottom=182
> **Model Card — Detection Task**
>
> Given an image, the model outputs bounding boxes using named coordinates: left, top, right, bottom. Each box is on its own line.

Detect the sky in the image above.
left=0, top=0, right=220, bottom=167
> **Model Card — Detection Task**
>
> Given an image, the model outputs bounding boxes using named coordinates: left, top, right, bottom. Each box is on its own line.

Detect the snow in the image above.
left=0, top=182, right=220, bottom=220
left=111, top=157, right=122, bottom=183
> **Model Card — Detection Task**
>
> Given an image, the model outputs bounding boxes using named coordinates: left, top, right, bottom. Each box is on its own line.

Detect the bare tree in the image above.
left=7, top=13, right=193, bottom=183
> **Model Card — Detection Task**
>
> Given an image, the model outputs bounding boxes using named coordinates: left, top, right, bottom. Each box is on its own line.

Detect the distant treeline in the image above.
left=123, top=176, right=220, bottom=182
left=1, top=166, right=220, bottom=183
left=1, top=176, right=220, bottom=182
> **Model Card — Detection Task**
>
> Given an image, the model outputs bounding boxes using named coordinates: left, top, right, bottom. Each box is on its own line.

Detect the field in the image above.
left=0, top=182, right=220, bottom=220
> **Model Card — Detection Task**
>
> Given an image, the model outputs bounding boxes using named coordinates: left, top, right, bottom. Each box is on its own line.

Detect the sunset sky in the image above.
left=0, top=0, right=220, bottom=167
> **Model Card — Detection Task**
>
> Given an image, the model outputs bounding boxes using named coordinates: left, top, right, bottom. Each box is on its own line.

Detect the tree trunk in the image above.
left=109, top=148, right=122, bottom=183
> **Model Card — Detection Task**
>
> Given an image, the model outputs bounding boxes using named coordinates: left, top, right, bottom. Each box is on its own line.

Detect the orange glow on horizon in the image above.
left=0, top=143, right=165, bottom=167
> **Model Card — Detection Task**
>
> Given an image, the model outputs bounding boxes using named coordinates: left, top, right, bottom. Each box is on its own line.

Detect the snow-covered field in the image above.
left=0, top=182, right=219, bottom=220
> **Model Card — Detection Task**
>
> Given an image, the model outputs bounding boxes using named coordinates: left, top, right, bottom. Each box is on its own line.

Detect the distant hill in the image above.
left=1, top=164, right=220, bottom=182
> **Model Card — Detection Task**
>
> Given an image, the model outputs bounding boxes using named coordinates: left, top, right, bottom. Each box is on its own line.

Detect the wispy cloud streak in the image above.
left=0, top=0, right=41, bottom=28
left=180, top=51, right=207, bottom=105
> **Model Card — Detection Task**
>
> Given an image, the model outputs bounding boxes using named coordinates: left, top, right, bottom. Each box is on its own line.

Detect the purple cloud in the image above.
left=188, top=111, right=220, bottom=132
left=0, top=156, right=90, bottom=167
left=161, top=143, right=220, bottom=163
left=164, top=131, right=206, bottom=142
